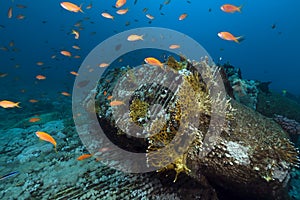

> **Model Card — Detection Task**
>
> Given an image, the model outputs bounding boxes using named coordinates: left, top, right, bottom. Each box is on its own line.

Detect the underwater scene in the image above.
left=1, top=0, right=300, bottom=199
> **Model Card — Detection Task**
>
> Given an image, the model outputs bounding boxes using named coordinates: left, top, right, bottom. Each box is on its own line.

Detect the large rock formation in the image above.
left=91, top=57, right=299, bottom=199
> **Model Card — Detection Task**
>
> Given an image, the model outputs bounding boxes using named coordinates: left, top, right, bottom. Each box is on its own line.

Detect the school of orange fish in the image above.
left=1, top=0, right=244, bottom=161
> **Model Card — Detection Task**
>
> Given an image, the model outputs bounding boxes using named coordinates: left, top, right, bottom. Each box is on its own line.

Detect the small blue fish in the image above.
left=0, top=171, right=19, bottom=180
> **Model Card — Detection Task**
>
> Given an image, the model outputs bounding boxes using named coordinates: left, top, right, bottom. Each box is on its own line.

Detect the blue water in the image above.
left=1, top=0, right=299, bottom=97
left=1, top=1, right=300, bottom=199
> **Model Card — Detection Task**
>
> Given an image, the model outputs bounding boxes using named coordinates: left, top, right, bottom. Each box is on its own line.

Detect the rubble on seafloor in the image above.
left=0, top=117, right=218, bottom=199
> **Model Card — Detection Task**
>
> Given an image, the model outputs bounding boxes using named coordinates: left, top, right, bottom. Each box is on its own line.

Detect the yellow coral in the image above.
left=129, top=99, right=149, bottom=124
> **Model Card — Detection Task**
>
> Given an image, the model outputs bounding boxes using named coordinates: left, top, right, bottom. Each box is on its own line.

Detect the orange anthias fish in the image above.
left=29, top=117, right=41, bottom=123
left=70, top=71, right=79, bottom=76
left=36, top=61, right=44, bottom=66
left=72, top=45, right=80, bottom=50
left=60, top=2, right=83, bottom=13
left=61, top=50, right=72, bottom=57
left=61, top=92, right=71, bottom=96
left=169, top=44, right=180, bottom=49
left=36, top=131, right=57, bottom=152
left=221, top=4, right=242, bottom=13
left=99, top=63, right=109, bottom=68
left=29, top=99, right=38, bottom=103
left=0, top=100, right=21, bottom=108
left=16, top=14, right=25, bottom=20
left=110, top=100, right=125, bottom=106
left=72, top=30, right=79, bottom=39
left=86, top=3, right=92, bottom=9
left=127, top=34, right=143, bottom=41
left=77, top=154, right=93, bottom=161
left=179, top=13, right=187, bottom=20
left=115, top=0, right=126, bottom=8
left=218, top=31, right=243, bottom=43
left=101, top=12, right=114, bottom=20
left=7, top=7, right=12, bottom=19
left=36, top=75, right=46, bottom=80
left=116, top=8, right=129, bottom=15
left=144, top=57, right=164, bottom=69
left=146, top=14, right=154, bottom=20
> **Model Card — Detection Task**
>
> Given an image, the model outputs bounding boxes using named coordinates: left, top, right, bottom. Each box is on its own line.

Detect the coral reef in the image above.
left=2, top=58, right=299, bottom=199
left=94, top=58, right=299, bottom=200
left=257, top=91, right=300, bottom=123
left=222, top=63, right=259, bottom=110
left=274, top=114, right=300, bottom=145
left=2, top=116, right=218, bottom=199
left=274, top=115, right=300, bottom=136
left=289, top=169, right=300, bottom=200
left=188, top=100, right=299, bottom=200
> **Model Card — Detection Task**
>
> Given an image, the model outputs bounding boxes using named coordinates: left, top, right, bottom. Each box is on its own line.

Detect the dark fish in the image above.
left=41, top=20, right=47, bottom=24
left=77, top=80, right=90, bottom=88
left=16, top=4, right=27, bottom=9
left=125, top=21, right=130, bottom=26
left=271, top=24, right=276, bottom=29
left=187, top=0, right=191, bottom=3
left=0, top=73, right=8, bottom=78
left=142, top=8, right=148, bottom=12
left=148, top=21, right=152, bottom=24
left=41, top=67, right=51, bottom=70
left=134, top=0, right=138, bottom=5
left=0, top=46, right=9, bottom=51
left=160, top=13, right=165, bottom=16
left=134, top=19, right=139, bottom=22
left=159, top=4, right=163, bottom=10
left=115, top=44, right=122, bottom=51
left=164, top=0, right=171, bottom=5
left=208, top=8, right=212, bottom=12
left=0, top=171, right=19, bottom=180
left=0, top=25, right=5, bottom=29
left=9, top=40, right=14, bottom=47
left=12, top=48, right=20, bottom=52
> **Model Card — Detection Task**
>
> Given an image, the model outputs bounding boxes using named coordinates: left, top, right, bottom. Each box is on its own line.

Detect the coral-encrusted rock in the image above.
left=222, top=63, right=259, bottom=110
left=187, top=100, right=298, bottom=200
left=274, top=115, right=300, bottom=136
left=94, top=58, right=299, bottom=200
left=274, top=114, right=300, bottom=144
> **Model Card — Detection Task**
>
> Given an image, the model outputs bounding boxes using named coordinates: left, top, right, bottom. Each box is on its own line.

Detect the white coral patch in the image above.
left=226, top=141, right=250, bottom=165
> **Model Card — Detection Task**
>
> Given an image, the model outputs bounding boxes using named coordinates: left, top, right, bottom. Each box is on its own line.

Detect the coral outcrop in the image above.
left=274, top=115, right=300, bottom=136
left=221, top=63, right=259, bottom=110
left=94, top=57, right=299, bottom=199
